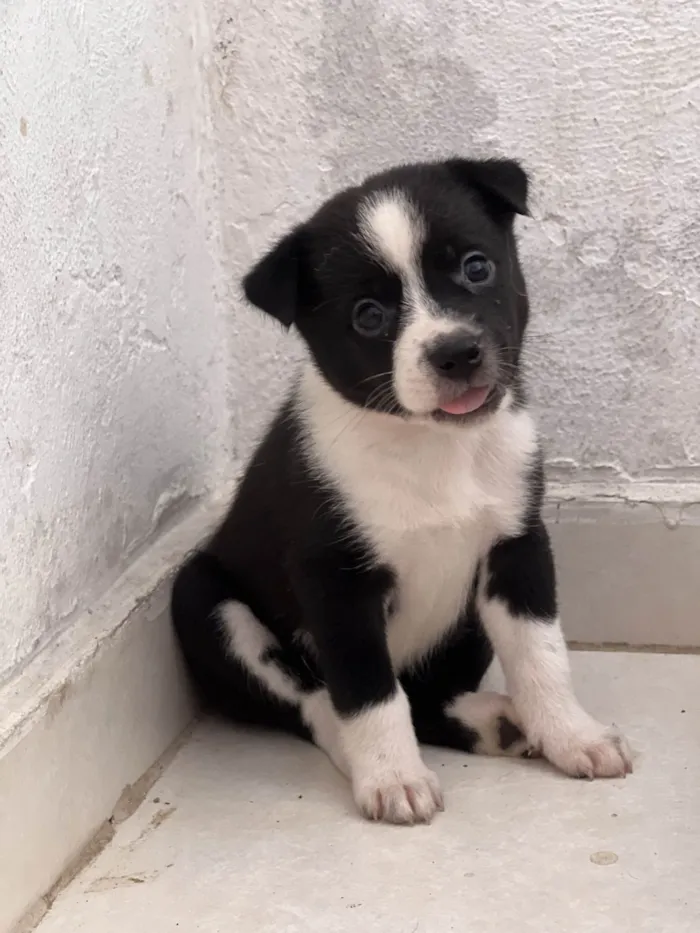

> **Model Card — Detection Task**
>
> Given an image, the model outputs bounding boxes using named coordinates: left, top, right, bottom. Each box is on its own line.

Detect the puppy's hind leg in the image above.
left=222, top=604, right=352, bottom=775
left=173, top=553, right=351, bottom=775
left=414, top=692, right=534, bottom=759
left=172, top=552, right=309, bottom=737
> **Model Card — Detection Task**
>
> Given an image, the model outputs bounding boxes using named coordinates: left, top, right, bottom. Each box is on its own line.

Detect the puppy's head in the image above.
left=243, top=158, right=530, bottom=422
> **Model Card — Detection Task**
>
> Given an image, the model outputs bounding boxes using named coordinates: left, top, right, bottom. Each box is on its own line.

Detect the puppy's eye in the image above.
left=352, top=299, right=388, bottom=337
left=461, top=251, right=495, bottom=287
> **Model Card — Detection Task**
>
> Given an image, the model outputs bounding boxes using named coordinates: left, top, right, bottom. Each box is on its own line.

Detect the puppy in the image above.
left=171, top=158, right=632, bottom=825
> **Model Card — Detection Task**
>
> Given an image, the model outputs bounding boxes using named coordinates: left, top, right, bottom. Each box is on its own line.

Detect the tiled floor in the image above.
left=35, top=653, right=699, bottom=933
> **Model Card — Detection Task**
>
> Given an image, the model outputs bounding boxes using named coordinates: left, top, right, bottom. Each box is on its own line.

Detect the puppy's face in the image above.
left=244, top=159, right=530, bottom=422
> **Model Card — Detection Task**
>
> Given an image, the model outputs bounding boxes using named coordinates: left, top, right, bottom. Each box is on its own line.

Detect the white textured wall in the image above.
left=0, top=0, right=228, bottom=684
left=212, top=0, right=700, bottom=486
left=2, top=0, right=698, bottom=685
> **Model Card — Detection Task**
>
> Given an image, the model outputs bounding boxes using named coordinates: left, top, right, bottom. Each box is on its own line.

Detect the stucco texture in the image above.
left=0, top=0, right=228, bottom=683
left=212, top=0, right=700, bottom=484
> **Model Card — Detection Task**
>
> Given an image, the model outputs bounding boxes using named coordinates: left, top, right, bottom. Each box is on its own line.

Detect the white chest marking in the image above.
left=298, top=365, right=538, bottom=670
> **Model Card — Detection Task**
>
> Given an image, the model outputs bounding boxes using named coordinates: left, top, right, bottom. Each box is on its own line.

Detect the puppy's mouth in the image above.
left=437, top=384, right=492, bottom=417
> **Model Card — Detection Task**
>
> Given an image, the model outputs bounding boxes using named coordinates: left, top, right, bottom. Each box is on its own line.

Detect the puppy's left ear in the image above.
left=446, top=158, right=529, bottom=221
left=242, top=225, right=307, bottom=329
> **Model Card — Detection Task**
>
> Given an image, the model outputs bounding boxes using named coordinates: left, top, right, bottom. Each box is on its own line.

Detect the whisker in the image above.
left=325, top=408, right=368, bottom=455
left=354, top=370, right=395, bottom=388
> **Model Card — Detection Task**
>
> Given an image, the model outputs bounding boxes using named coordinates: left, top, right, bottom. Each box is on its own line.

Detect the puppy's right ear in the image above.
left=242, top=226, right=306, bottom=329
left=445, top=158, right=529, bottom=222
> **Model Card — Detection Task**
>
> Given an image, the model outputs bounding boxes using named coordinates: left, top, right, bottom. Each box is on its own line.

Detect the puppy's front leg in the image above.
left=296, top=557, right=443, bottom=824
left=478, top=521, right=633, bottom=779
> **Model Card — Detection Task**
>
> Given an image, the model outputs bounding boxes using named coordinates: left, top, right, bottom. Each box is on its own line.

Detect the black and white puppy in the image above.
left=172, top=158, right=632, bottom=825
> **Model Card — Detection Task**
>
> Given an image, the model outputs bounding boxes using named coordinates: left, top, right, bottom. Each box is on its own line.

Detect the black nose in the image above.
left=426, top=335, right=483, bottom=380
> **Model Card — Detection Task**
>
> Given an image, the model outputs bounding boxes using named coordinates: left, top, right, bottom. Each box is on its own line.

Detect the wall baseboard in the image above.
left=546, top=487, right=700, bottom=650
left=0, top=496, right=227, bottom=933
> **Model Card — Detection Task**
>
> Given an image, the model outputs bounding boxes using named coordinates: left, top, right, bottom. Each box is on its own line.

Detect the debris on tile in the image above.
left=590, top=851, right=619, bottom=866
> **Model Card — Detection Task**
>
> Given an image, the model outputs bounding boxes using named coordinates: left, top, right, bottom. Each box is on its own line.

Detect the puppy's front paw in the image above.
left=353, top=766, right=444, bottom=825
left=532, top=713, right=633, bottom=779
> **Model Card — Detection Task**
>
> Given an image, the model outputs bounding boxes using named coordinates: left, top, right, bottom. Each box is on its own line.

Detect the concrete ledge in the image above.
left=547, top=486, right=700, bottom=650
left=0, top=496, right=226, bottom=933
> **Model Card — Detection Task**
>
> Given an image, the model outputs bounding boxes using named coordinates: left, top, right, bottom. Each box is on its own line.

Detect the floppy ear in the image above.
left=445, top=158, right=529, bottom=221
left=242, top=226, right=306, bottom=328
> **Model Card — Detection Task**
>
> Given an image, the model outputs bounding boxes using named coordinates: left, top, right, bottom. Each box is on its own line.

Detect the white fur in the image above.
left=299, top=364, right=538, bottom=669
left=446, top=691, right=531, bottom=757
left=219, top=600, right=300, bottom=705
left=478, top=599, right=633, bottom=778
left=358, top=192, right=424, bottom=275
left=358, top=189, right=478, bottom=413
left=300, top=689, right=350, bottom=776
left=220, top=605, right=355, bottom=779
left=336, top=686, right=443, bottom=823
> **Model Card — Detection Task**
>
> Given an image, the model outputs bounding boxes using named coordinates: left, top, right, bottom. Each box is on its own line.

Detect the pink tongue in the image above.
left=439, top=386, right=490, bottom=415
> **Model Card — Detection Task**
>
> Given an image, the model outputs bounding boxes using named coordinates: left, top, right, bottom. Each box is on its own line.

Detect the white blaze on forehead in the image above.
left=357, top=188, right=478, bottom=414
left=357, top=190, right=425, bottom=277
